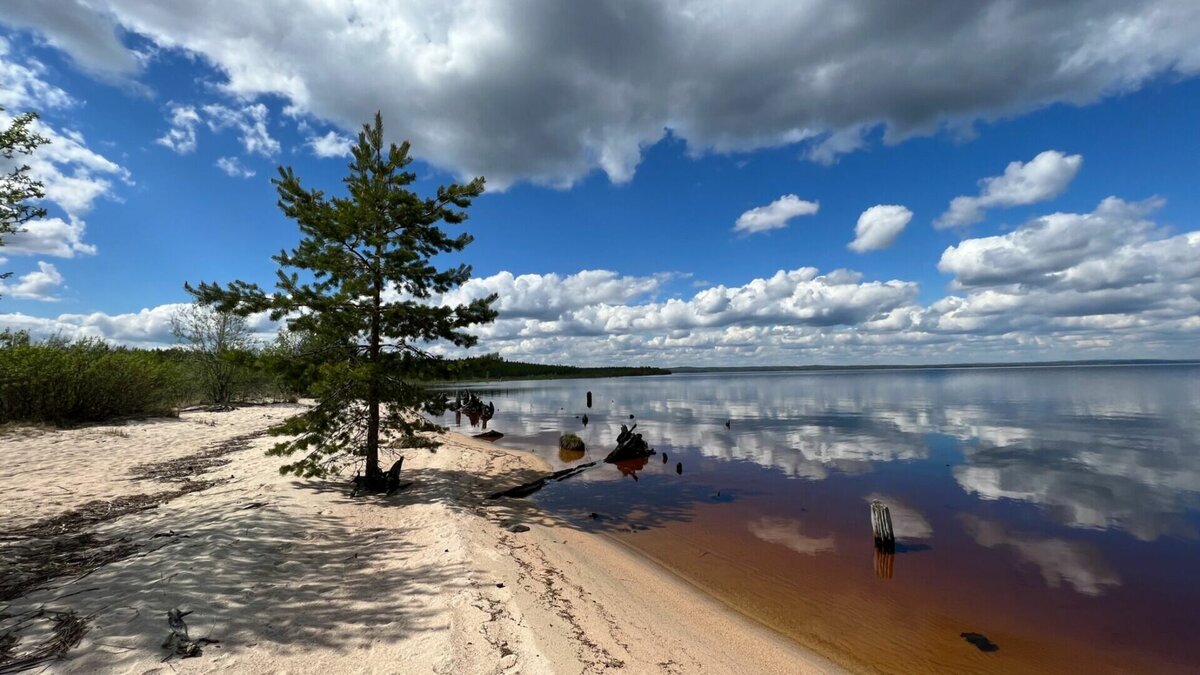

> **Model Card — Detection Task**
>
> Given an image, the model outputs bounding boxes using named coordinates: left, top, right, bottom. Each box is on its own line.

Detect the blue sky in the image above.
left=1, top=2, right=1199, bottom=365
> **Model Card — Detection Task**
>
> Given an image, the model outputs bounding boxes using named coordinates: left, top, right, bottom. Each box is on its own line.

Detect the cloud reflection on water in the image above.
left=453, top=367, right=1200, bottom=541
left=747, top=517, right=837, bottom=555
left=960, top=514, right=1121, bottom=596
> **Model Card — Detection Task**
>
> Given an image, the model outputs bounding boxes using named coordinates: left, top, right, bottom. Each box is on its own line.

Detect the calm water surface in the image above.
left=444, top=366, right=1200, bottom=673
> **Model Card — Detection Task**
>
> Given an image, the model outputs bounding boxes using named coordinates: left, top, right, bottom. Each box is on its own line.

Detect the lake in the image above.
left=443, top=366, right=1200, bottom=673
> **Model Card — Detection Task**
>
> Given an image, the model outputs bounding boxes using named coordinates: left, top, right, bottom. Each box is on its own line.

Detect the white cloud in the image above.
left=307, top=130, right=352, bottom=158
left=9, top=2, right=1198, bottom=186
left=937, top=196, right=1163, bottom=289
left=3, top=196, right=1199, bottom=363
left=155, top=104, right=201, bottom=154
left=0, top=0, right=139, bottom=76
left=215, top=156, right=255, bottom=178
left=2, top=216, right=95, bottom=258
left=0, top=40, right=127, bottom=259
left=734, top=195, right=819, bottom=234
left=202, top=102, right=280, bottom=157
left=0, top=260, right=64, bottom=301
left=936, top=150, right=1083, bottom=229
left=849, top=204, right=912, bottom=253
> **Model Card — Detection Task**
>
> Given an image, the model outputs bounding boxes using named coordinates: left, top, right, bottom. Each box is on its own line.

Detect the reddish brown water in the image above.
left=447, top=366, right=1200, bottom=673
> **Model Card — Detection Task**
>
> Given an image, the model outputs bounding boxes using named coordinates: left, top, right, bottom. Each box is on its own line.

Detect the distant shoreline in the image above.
left=670, top=358, right=1200, bottom=374
left=439, top=358, right=1200, bottom=384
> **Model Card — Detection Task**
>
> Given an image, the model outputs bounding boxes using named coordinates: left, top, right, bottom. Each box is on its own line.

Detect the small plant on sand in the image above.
left=188, top=113, right=496, bottom=486
left=559, top=433, right=585, bottom=452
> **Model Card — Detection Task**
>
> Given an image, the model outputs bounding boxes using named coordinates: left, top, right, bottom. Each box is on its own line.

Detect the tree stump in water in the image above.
left=870, top=500, right=895, bottom=551
left=604, top=424, right=655, bottom=463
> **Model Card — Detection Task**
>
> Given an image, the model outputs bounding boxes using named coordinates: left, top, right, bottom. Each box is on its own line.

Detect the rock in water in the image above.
left=676, top=462, right=683, bottom=475
left=474, top=430, right=504, bottom=441
left=960, top=632, right=999, bottom=653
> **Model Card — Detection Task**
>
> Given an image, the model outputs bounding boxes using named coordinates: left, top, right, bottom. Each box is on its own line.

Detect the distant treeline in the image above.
left=441, top=354, right=669, bottom=381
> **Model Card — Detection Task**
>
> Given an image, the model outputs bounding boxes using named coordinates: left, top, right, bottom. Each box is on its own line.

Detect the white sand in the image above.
left=0, top=405, right=834, bottom=674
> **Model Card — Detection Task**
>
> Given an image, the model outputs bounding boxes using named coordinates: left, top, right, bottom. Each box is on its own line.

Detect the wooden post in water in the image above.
left=586, top=391, right=592, bottom=408
left=870, top=500, right=895, bottom=551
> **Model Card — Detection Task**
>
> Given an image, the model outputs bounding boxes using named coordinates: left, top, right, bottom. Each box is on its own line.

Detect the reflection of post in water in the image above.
left=874, top=547, right=895, bottom=580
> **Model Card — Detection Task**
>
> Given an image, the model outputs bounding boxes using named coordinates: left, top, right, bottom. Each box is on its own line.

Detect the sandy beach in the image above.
left=0, top=404, right=833, bottom=674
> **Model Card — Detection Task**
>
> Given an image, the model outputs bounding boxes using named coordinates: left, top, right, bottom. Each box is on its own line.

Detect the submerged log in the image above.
left=870, top=500, right=895, bottom=551
left=488, top=462, right=597, bottom=499
left=604, top=424, right=656, bottom=463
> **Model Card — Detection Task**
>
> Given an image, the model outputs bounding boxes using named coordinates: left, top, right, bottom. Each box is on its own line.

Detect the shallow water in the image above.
left=444, top=366, right=1200, bottom=673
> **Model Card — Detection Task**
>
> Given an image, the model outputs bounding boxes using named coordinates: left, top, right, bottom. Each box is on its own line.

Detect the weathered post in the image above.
left=870, top=500, right=895, bottom=551
left=586, top=391, right=593, bottom=408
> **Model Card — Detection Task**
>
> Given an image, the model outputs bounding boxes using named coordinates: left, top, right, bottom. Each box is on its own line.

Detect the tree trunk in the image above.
left=365, top=258, right=382, bottom=479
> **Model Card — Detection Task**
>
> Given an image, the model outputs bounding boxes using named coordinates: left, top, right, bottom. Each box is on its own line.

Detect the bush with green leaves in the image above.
left=0, top=331, right=183, bottom=425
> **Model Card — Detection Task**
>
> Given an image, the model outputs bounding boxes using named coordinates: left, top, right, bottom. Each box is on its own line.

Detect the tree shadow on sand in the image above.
left=4, top=489, right=466, bottom=670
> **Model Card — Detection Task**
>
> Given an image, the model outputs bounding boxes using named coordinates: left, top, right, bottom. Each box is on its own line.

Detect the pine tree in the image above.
left=1, top=107, right=49, bottom=287
left=188, top=113, right=497, bottom=484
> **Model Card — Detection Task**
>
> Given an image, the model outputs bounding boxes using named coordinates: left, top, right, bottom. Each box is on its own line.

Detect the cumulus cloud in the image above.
left=202, top=102, right=279, bottom=157
left=215, top=156, right=255, bottom=178
left=2, top=217, right=95, bottom=258
left=155, top=104, right=201, bottom=154
left=0, top=303, right=279, bottom=347
left=9, top=2, right=1199, bottom=185
left=0, top=38, right=127, bottom=259
left=307, top=130, right=352, bottom=158
left=937, top=151, right=1083, bottom=229
left=734, top=195, right=819, bottom=234
left=938, top=197, right=1162, bottom=289
left=849, top=204, right=912, bottom=252
left=3, top=195, right=1199, bottom=363
left=0, top=0, right=139, bottom=76
left=0, top=261, right=64, bottom=301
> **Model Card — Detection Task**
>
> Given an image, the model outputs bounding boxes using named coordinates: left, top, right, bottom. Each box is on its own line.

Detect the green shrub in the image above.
left=559, top=433, right=585, bottom=452
left=0, top=333, right=182, bottom=425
